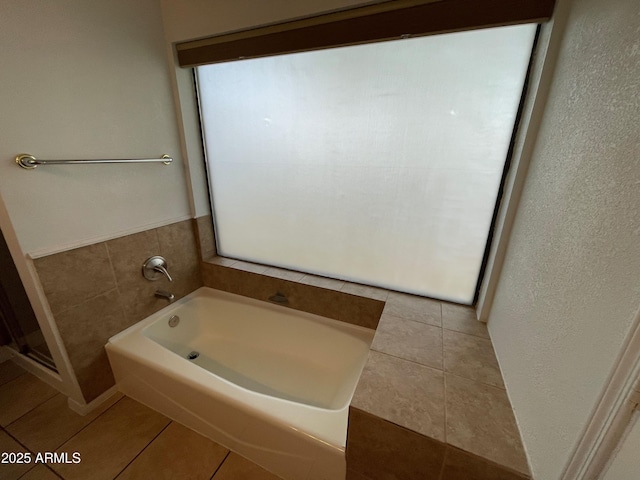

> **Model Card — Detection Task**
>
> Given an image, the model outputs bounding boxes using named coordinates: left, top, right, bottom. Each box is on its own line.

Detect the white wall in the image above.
left=0, top=0, right=191, bottom=256
left=488, top=0, right=640, bottom=478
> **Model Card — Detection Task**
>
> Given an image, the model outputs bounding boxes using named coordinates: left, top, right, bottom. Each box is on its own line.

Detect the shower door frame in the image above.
left=0, top=192, right=83, bottom=403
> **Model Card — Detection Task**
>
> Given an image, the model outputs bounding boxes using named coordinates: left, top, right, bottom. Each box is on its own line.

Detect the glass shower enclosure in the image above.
left=0, top=227, right=56, bottom=371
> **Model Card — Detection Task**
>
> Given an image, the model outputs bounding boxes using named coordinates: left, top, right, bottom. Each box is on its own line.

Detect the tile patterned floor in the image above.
left=0, top=361, right=281, bottom=480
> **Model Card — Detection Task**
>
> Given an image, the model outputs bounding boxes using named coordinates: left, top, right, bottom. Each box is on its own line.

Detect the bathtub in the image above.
left=105, top=287, right=374, bottom=480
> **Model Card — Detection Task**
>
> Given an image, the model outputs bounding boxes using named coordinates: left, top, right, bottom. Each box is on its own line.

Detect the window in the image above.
left=197, top=24, right=536, bottom=304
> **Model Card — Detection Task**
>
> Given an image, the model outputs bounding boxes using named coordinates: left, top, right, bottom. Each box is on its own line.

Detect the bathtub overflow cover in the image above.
left=168, top=315, right=179, bottom=328
left=187, top=351, right=199, bottom=360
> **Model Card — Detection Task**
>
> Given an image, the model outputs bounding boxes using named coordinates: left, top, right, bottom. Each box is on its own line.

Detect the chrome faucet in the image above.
left=153, top=263, right=172, bottom=282
left=142, top=256, right=173, bottom=282
left=155, top=290, right=175, bottom=302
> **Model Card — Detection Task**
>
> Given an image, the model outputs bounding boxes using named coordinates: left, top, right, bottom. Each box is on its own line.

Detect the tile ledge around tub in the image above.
left=349, top=355, right=530, bottom=478
left=201, top=256, right=385, bottom=331
left=202, top=256, right=391, bottom=302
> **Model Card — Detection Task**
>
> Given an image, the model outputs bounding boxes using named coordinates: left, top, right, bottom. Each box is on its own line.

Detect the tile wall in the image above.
left=33, top=219, right=202, bottom=402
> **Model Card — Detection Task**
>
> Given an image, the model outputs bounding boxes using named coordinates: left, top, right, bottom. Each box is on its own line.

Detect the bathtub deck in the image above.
left=0, top=361, right=280, bottom=480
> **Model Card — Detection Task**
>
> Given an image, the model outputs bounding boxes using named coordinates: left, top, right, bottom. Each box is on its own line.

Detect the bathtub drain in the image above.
left=187, top=351, right=199, bottom=360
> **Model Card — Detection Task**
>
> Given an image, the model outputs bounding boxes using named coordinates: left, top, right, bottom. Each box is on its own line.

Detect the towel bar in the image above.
left=15, top=153, right=172, bottom=169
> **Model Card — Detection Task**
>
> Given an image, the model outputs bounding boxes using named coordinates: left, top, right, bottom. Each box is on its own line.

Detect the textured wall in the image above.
left=0, top=0, right=191, bottom=256
left=488, top=0, right=640, bottom=478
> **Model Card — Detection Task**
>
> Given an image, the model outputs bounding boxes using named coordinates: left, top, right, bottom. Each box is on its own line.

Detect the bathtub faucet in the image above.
left=155, top=290, right=175, bottom=302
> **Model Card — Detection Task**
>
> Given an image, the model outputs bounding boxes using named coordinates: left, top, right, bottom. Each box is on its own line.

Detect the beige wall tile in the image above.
left=157, top=220, right=203, bottom=298
left=346, top=407, right=446, bottom=479
left=0, top=430, right=31, bottom=479
left=195, top=215, right=217, bottom=260
left=201, top=261, right=218, bottom=286
left=341, top=283, right=389, bottom=301
left=33, top=220, right=203, bottom=403
left=351, top=351, right=445, bottom=441
left=106, top=229, right=161, bottom=288
left=208, top=256, right=237, bottom=267
left=0, top=373, right=57, bottom=426
left=117, top=422, right=228, bottom=480
left=299, top=274, right=345, bottom=291
left=51, top=397, right=170, bottom=480
left=263, top=266, right=305, bottom=282
left=383, top=292, right=441, bottom=326
left=7, top=392, right=122, bottom=453
left=203, top=264, right=237, bottom=294
left=34, top=243, right=116, bottom=315
left=53, top=289, right=126, bottom=401
left=212, top=452, right=280, bottom=480
left=116, top=281, right=173, bottom=324
left=202, top=262, right=384, bottom=329
left=287, top=282, right=383, bottom=329
left=233, top=260, right=268, bottom=274
left=107, top=221, right=201, bottom=323
left=371, top=314, right=443, bottom=369
left=444, top=330, right=504, bottom=388
left=445, top=374, right=528, bottom=475
left=442, top=303, right=489, bottom=339
left=441, top=446, right=530, bottom=480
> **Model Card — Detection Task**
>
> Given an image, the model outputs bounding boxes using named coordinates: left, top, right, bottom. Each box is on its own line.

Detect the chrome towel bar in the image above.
left=15, top=153, right=172, bottom=169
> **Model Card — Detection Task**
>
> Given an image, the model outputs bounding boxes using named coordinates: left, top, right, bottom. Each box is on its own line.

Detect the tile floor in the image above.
left=0, top=360, right=281, bottom=480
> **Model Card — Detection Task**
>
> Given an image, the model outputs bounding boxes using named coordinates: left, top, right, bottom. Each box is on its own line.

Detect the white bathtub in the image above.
left=105, top=287, right=374, bottom=480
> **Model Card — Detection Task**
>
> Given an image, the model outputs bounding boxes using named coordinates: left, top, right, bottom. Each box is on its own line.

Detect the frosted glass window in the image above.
left=197, top=25, right=536, bottom=304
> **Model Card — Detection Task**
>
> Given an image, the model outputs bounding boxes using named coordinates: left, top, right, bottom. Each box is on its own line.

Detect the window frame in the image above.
left=193, top=25, right=541, bottom=305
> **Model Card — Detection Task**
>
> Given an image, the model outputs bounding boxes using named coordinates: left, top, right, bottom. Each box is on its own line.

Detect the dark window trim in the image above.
left=176, top=0, right=555, bottom=67
left=472, top=25, right=541, bottom=306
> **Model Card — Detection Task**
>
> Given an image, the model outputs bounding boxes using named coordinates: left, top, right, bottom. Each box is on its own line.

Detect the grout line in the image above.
left=43, top=465, right=64, bottom=479
left=0, top=370, right=28, bottom=389
left=51, top=394, right=127, bottom=453
left=369, top=347, right=444, bottom=373
left=15, top=466, right=36, bottom=480
left=4, top=389, right=59, bottom=429
left=15, top=464, right=64, bottom=480
left=1, top=427, right=62, bottom=479
left=112, top=420, right=172, bottom=479
left=210, top=450, right=231, bottom=479
left=104, top=243, right=129, bottom=325
left=378, top=312, right=442, bottom=329
left=443, top=368, right=448, bottom=446
left=154, top=226, right=163, bottom=254
left=441, top=325, right=491, bottom=341
left=441, top=305, right=447, bottom=447
left=52, top=286, right=121, bottom=318
left=437, top=445, right=449, bottom=480
left=445, top=371, right=507, bottom=391
left=103, top=241, right=120, bottom=293
left=3, top=427, right=35, bottom=452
